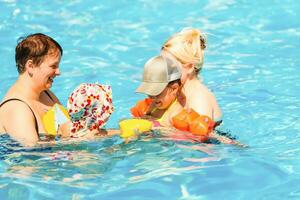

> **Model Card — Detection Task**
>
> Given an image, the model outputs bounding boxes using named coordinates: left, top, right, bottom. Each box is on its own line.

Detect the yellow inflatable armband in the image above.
left=119, top=119, right=152, bottom=139
left=42, top=104, right=70, bottom=136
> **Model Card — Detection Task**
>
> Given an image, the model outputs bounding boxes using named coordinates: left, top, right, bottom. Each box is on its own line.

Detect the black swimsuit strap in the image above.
left=0, top=98, right=39, bottom=134
left=44, top=90, right=54, bottom=102
left=214, top=120, right=223, bottom=128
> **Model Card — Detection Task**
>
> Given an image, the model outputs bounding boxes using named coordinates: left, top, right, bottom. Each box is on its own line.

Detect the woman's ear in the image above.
left=186, top=63, right=195, bottom=75
left=25, top=59, right=34, bottom=77
left=170, top=83, right=180, bottom=96
left=170, top=82, right=180, bottom=90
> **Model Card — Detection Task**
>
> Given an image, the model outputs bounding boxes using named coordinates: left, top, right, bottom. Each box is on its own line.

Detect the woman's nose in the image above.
left=55, top=67, right=61, bottom=75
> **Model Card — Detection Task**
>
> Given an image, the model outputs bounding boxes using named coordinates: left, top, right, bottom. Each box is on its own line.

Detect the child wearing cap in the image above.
left=131, top=55, right=242, bottom=145
left=131, top=55, right=184, bottom=126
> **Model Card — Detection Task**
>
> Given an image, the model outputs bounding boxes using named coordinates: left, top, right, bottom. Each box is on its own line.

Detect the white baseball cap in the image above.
left=136, top=55, right=182, bottom=96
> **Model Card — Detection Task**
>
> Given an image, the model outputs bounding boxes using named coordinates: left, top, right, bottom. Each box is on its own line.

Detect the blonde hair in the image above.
left=161, top=28, right=206, bottom=73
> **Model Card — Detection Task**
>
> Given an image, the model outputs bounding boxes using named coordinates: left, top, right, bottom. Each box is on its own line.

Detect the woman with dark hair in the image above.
left=0, top=33, right=63, bottom=146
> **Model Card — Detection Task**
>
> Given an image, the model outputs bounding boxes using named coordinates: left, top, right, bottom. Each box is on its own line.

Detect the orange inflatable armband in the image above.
left=172, top=109, right=215, bottom=138
left=189, top=115, right=214, bottom=136
left=172, top=109, right=198, bottom=131
left=130, top=98, right=153, bottom=117
left=172, top=109, right=189, bottom=131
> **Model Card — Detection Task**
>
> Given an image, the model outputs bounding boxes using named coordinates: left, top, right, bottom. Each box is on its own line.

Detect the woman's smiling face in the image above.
left=33, top=51, right=61, bottom=90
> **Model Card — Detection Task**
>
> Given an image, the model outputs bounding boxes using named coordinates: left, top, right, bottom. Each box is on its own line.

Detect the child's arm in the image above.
left=97, top=129, right=120, bottom=137
left=153, top=125, right=247, bottom=147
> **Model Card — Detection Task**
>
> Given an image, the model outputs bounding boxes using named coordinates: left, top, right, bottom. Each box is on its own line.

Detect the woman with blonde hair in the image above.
left=161, top=28, right=222, bottom=124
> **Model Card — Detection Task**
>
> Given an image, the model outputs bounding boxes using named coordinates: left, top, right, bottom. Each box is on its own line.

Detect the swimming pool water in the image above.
left=0, top=0, right=300, bottom=199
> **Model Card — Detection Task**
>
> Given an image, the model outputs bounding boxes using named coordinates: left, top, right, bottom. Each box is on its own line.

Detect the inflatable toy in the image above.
left=119, top=118, right=152, bottom=138
left=42, top=104, right=70, bottom=136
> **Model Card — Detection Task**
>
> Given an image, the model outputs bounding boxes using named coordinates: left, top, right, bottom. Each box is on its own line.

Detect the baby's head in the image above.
left=136, top=55, right=182, bottom=110
left=67, top=83, right=114, bottom=137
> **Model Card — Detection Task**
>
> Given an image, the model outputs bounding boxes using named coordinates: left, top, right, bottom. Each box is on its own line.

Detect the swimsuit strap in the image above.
left=44, top=90, right=54, bottom=102
left=0, top=98, right=39, bottom=134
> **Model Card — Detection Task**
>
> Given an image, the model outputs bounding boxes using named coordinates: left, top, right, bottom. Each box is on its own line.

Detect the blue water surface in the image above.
left=0, top=0, right=300, bottom=199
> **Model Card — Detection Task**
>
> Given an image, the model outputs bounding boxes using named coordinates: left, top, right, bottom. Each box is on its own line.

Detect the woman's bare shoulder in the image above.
left=1, top=87, right=18, bottom=102
left=0, top=100, right=39, bottom=145
left=0, top=124, right=5, bottom=133
left=187, top=83, right=215, bottom=103
left=186, top=83, right=222, bottom=118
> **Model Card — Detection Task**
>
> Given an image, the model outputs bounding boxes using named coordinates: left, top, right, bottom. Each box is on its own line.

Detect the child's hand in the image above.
left=57, top=121, right=71, bottom=138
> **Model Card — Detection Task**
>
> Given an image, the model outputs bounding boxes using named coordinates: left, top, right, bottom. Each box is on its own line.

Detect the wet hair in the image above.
left=161, top=28, right=206, bottom=74
left=168, top=79, right=181, bottom=86
left=15, top=33, right=63, bottom=74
